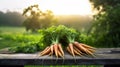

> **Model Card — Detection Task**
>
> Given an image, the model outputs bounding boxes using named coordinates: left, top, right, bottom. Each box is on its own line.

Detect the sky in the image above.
left=0, top=0, right=93, bottom=15
left=0, top=0, right=40, bottom=12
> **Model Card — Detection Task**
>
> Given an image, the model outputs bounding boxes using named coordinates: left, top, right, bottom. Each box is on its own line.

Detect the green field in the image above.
left=0, top=26, right=42, bottom=49
left=0, top=26, right=107, bottom=50
left=0, top=26, right=25, bottom=33
left=0, top=27, right=22, bottom=49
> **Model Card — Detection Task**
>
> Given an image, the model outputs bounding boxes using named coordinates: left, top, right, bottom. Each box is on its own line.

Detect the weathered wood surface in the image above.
left=0, top=48, right=120, bottom=65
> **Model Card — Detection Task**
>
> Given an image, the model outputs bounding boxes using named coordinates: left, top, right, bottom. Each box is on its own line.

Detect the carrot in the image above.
left=48, top=52, right=52, bottom=56
left=40, top=46, right=50, bottom=54
left=73, top=43, right=88, bottom=53
left=67, top=46, right=73, bottom=56
left=80, top=43, right=96, bottom=49
left=78, top=45, right=94, bottom=56
left=69, top=43, right=75, bottom=56
left=73, top=46, right=83, bottom=54
left=58, top=44, right=64, bottom=56
left=50, top=45, right=54, bottom=55
left=40, top=47, right=51, bottom=56
left=87, top=48, right=95, bottom=53
left=58, top=49, right=63, bottom=58
left=74, top=41, right=95, bottom=49
left=74, top=42, right=96, bottom=55
left=53, top=44, right=58, bottom=57
left=74, top=41, right=79, bottom=45
left=85, top=49, right=95, bottom=57
left=73, top=48, right=82, bottom=56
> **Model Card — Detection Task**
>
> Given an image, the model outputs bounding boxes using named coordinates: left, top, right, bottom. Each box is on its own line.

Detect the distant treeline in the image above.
left=0, top=10, right=92, bottom=30
left=0, top=11, right=25, bottom=26
left=56, top=15, right=92, bottom=30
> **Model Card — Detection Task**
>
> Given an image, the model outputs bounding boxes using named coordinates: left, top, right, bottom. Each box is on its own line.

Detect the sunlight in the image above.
left=38, top=0, right=92, bottom=15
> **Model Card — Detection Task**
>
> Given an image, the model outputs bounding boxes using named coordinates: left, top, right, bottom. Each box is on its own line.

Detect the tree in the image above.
left=22, top=5, right=42, bottom=32
left=40, top=10, right=57, bottom=28
left=0, top=11, right=25, bottom=26
left=89, top=0, right=120, bottom=47
left=22, top=4, right=57, bottom=32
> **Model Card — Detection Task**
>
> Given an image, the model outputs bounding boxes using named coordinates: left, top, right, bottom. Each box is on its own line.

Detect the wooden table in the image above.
left=0, top=48, right=120, bottom=67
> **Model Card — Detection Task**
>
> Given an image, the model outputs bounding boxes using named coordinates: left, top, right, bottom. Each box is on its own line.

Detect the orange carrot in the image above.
left=53, top=44, right=58, bottom=57
left=79, top=45, right=95, bottom=56
left=74, top=41, right=96, bottom=56
left=74, top=41, right=95, bottom=49
left=74, top=43, right=88, bottom=53
left=85, top=49, right=95, bottom=57
left=67, top=46, right=74, bottom=56
left=50, top=45, right=54, bottom=55
left=73, top=46, right=83, bottom=54
left=69, top=43, right=75, bottom=56
left=48, top=52, right=52, bottom=56
left=73, top=47, right=82, bottom=56
left=58, top=44, right=64, bottom=56
left=87, top=48, right=95, bottom=53
left=58, top=49, right=63, bottom=58
left=40, top=47, right=51, bottom=56
left=74, top=41, right=79, bottom=45
left=80, top=43, right=96, bottom=49
left=40, top=46, right=50, bottom=54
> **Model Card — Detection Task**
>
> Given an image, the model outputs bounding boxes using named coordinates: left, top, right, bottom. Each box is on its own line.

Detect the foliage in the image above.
left=22, top=4, right=57, bottom=32
left=22, top=5, right=41, bottom=32
left=0, top=32, right=44, bottom=53
left=89, top=0, right=120, bottom=47
left=38, top=25, right=80, bottom=48
left=0, top=26, right=25, bottom=33
left=0, top=39, right=19, bottom=49
left=0, top=10, right=92, bottom=31
left=90, top=0, right=120, bottom=12
left=0, top=11, right=25, bottom=26
left=0, top=33, right=41, bottom=43
left=1, top=25, right=80, bottom=53
left=1, top=23, right=118, bottom=53
left=0, top=26, right=97, bottom=53
left=80, top=33, right=96, bottom=47
left=9, top=42, right=42, bottom=53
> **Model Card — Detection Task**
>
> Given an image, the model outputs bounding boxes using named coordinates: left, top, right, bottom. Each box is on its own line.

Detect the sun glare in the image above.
left=38, top=0, right=92, bottom=15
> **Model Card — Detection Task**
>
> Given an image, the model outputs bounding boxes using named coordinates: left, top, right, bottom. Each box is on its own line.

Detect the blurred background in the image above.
left=0, top=0, right=120, bottom=50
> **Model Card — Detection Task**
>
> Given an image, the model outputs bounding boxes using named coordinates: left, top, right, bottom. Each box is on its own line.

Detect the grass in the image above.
left=0, top=26, right=24, bottom=49
left=0, top=26, right=25, bottom=33
left=0, top=26, right=39, bottom=49
left=0, top=39, right=19, bottom=49
left=0, top=33, right=42, bottom=49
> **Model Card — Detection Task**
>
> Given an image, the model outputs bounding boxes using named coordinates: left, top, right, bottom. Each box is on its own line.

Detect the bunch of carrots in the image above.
left=66, top=34, right=95, bottom=57
left=39, top=35, right=95, bottom=58
left=39, top=35, right=64, bottom=58
left=40, top=42, right=95, bottom=58
left=67, top=41, right=95, bottom=57
left=38, top=25, right=96, bottom=58
left=40, top=43, right=64, bottom=58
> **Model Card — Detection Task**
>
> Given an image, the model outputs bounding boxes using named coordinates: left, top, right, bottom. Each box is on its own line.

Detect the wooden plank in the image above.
left=0, top=48, right=120, bottom=65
